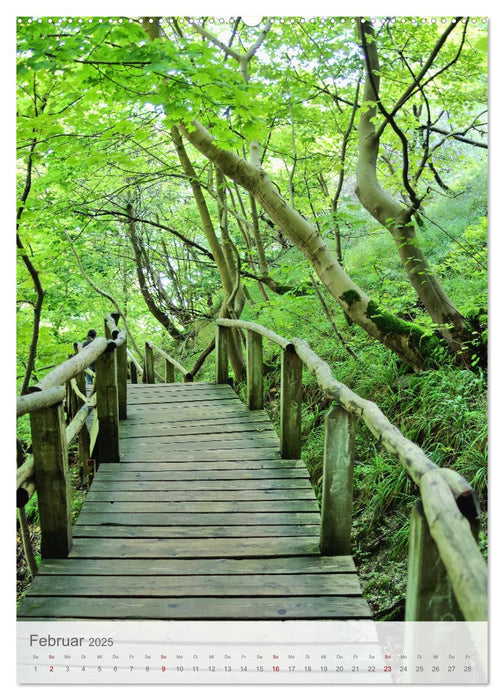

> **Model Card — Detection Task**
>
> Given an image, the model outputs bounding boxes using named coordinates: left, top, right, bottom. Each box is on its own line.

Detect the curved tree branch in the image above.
left=62, top=229, right=142, bottom=356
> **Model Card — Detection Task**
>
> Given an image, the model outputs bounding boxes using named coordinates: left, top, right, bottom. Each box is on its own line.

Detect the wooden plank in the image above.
left=120, top=435, right=280, bottom=449
left=127, top=382, right=224, bottom=389
left=124, top=425, right=275, bottom=437
left=34, top=555, right=357, bottom=576
left=119, top=419, right=274, bottom=438
left=18, top=595, right=372, bottom=620
left=123, top=408, right=270, bottom=422
left=76, top=511, right=321, bottom=526
left=119, top=448, right=282, bottom=462
left=127, top=394, right=241, bottom=406
left=85, top=489, right=316, bottom=503
left=128, top=380, right=233, bottom=394
left=94, top=467, right=308, bottom=480
left=93, top=459, right=306, bottom=471
left=72, top=524, right=320, bottom=538
left=80, top=499, right=320, bottom=513
left=26, top=573, right=362, bottom=597
left=68, top=537, right=321, bottom=558
left=119, top=451, right=282, bottom=464
left=125, top=406, right=252, bottom=421
left=88, top=478, right=310, bottom=491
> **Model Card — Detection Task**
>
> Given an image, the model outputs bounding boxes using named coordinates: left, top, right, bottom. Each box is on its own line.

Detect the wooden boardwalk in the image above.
left=18, top=382, right=371, bottom=620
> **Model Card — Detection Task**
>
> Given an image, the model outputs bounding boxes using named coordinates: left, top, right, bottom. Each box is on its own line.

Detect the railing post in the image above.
left=29, top=401, right=72, bottom=557
left=130, top=361, right=138, bottom=384
left=95, top=347, right=120, bottom=462
left=116, top=336, right=128, bottom=420
left=105, top=315, right=127, bottom=419
left=405, top=500, right=464, bottom=621
left=165, top=358, right=175, bottom=383
left=319, top=405, right=355, bottom=555
left=144, top=342, right=155, bottom=384
left=215, top=324, right=229, bottom=384
left=280, top=346, right=302, bottom=459
left=74, top=368, right=92, bottom=484
left=246, top=329, right=263, bottom=410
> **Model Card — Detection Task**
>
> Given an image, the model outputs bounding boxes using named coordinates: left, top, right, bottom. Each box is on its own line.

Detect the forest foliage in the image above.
left=16, top=15, right=487, bottom=616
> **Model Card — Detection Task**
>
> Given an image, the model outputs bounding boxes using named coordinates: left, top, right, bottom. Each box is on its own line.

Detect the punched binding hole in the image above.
left=241, top=16, right=263, bottom=26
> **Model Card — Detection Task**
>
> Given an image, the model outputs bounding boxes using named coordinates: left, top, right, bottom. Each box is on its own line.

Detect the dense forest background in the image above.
left=16, top=15, right=487, bottom=617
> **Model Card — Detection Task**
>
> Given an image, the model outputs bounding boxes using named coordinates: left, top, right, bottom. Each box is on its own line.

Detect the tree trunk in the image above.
left=180, top=120, right=439, bottom=370
left=126, top=204, right=188, bottom=342
left=170, top=126, right=245, bottom=380
left=355, top=21, right=470, bottom=360
left=17, top=136, right=46, bottom=395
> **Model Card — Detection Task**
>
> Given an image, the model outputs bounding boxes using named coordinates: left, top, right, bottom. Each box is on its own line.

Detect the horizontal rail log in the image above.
left=146, top=341, right=192, bottom=380
left=292, top=339, right=483, bottom=514
left=17, top=385, right=66, bottom=417
left=439, top=468, right=480, bottom=520
left=17, top=478, right=35, bottom=508
left=28, top=337, right=110, bottom=392
left=292, top=337, right=439, bottom=488
left=105, top=312, right=120, bottom=340
left=70, top=377, right=88, bottom=404
left=17, top=454, right=34, bottom=491
left=217, top=318, right=293, bottom=350
left=66, top=397, right=96, bottom=445
left=110, top=330, right=127, bottom=348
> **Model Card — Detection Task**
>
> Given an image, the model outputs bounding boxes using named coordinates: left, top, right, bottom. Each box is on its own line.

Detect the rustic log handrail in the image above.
left=144, top=341, right=193, bottom=383
left=213, top=318, right=487, bottom=622
left=27, top=337, right=111, bottom=393
left=17, top=385, right=67, bottom=417
left=217, top=318, right=293, bottom=350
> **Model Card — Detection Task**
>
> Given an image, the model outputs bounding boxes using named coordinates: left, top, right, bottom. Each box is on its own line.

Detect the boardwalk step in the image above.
left=17, top=596, right=372, bottom=620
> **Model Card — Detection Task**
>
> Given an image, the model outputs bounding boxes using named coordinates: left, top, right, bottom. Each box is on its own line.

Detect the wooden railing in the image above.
left=16, top=313, right=196, bottom=567
left=215, top=319, right=487, bottom=622
left=143, top=341, right=193, bottom=384
left=16, top=313, right=127, bottom=561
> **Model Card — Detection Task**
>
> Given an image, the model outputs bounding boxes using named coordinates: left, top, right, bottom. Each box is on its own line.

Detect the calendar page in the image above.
left=17, top=620, right=487, bottom=683
left=15, top=3, right=489, bottom=690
